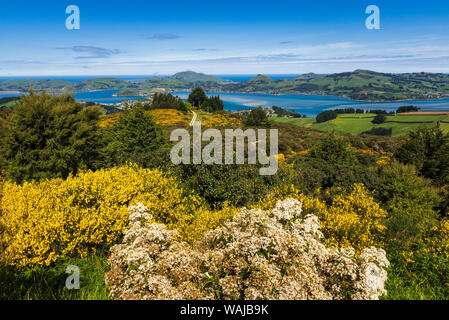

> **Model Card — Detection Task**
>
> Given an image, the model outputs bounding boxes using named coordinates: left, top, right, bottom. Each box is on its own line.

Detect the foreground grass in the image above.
left=0, top=252, right=109, bottom=300
left=1, top=250, right=447, bottom=300
left=382, top=253, right=449, bottom=300
left=270, top=114, right=449, bottom=137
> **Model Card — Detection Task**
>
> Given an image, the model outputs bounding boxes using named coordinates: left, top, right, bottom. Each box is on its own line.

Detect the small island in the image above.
left=113, top=89, right=152, bottom=97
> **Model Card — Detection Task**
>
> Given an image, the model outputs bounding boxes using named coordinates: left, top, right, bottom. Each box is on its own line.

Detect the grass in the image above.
left=381, top=253, right=449, bottom=300
left=270, top=114, right=449, bottom=137
left=0, top=252, right=110, bottom=300
left=0, top=101, right=17, bottom=108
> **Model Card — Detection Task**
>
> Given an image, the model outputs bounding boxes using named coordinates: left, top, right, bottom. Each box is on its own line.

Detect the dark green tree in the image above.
left=104, top=105, right=169, bottom=168
left=150, top=93, right=186, bottom=111
left=188, top=87, right=207, bottom=108
left=2, top=89, right=102, bottom=183
left=397, top=106, right=420, bottom=113
left=372, top=114, right=387, bottom=124
left=2, top=90, right=103, bottom=183
left=316, top=110, right=338, bottom=123
left=202, top=96, right=224, bottom=113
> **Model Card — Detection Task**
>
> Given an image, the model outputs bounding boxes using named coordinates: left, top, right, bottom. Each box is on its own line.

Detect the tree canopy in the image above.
left=1, top=90, right=103, bottom=183
left=188, top=87, right=207, bottom=108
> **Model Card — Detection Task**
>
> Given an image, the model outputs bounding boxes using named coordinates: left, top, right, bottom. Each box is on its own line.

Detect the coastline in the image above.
left=2, top=88, right=449, bottom=105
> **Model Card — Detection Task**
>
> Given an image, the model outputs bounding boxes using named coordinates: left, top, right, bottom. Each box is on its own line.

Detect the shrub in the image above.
left=292, top=157, right=380, bottom=194
left=105, top=199, right=389, bottom=300
left=172, top=163, right=288, bottom=208
left=308, top=132, right=358, bottom=166
left=378, top=161, right=441, bottom=250
left=243, top=107, right=270, bottom=127
left=0, top=164, right=237, bottom=267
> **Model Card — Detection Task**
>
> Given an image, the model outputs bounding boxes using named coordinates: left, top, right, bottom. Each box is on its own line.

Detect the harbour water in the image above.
left=3, top=89, right=449, bottom=117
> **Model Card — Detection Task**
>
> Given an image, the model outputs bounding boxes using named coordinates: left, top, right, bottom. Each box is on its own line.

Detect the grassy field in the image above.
left=0, top=100, right=18, bottom=108
left=270, top=113, right=449, bottom=137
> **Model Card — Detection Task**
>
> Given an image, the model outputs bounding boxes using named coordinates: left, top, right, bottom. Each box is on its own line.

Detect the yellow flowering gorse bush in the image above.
left=413, top=219, right=449, bottom=259
left=256, top=183, right=387, bottom=253
left=0, top=164, right=237, bottom=267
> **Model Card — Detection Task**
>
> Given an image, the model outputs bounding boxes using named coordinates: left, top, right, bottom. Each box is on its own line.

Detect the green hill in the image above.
left=0, top=79, right=73, bottom=92
left=73, top=78, right=132, bottom=91
left=171, top=71, right=223, bottom=83
left=3, top=70, right=449, bottom=102
left=225, top=70, right=449, bottom=101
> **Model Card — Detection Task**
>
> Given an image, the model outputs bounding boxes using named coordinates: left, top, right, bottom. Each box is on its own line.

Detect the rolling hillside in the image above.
left=3, top=70, right=449, bottom=103
left=226, top=70, right=449, bottom=101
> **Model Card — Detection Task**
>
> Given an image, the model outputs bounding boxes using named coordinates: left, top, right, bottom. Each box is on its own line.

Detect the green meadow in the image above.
left=270, top=113, right=449, bottom=137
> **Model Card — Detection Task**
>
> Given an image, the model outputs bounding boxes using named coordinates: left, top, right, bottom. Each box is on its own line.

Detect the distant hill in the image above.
left=0, top=79, right=73, bottom=92
left=223, top=69, right=449, bottom=101
left=3, top=70, right=449, bottom=102
left=73, top=78, right=133, bottom=91
left=171, top=71, right=223, bottom=83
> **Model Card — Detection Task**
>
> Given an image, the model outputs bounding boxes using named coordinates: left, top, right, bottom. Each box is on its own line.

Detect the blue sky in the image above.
left=0, top=0, right=449, bottom=76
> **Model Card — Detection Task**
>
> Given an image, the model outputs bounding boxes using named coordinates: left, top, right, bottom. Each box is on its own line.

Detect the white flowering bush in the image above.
left=105, top=199, right=389, bottom=300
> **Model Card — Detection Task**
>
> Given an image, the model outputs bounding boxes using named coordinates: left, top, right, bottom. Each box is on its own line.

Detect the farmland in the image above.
left=269, top=112, right=449, bottom=136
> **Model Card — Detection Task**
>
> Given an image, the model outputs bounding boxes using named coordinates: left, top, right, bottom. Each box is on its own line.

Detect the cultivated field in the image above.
left=269, top=113, right=449, bottom=136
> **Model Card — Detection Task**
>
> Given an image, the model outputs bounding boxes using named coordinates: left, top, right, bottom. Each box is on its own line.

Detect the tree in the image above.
left=2, top=90, right=103, bottom=183
left=372, top=114, right=387, bottom=124
left=316, top=110, right=338, bottom=123
left=104, top=105, right=169, bottom=168
left=243, top=107, right=270, bottom=127
left=150, top=93, right=186, bottom=111
left=202, top=96, right=224, bottom=113
left=188, top=87, right=207, bottom=108
left=397, top=106, right=420, bottom=113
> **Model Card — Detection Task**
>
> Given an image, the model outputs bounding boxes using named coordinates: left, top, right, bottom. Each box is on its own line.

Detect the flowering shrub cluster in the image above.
left=98, top=113, right=121, bottom=128
left=413, top=219, right=449, bottom=259
left=256, top=184, right=387, bottom=253
left=0, top=164, right=236, bottom=267
left=149, top=109, right=190, bottom=128
left=105, top=199, right=389, bottom=300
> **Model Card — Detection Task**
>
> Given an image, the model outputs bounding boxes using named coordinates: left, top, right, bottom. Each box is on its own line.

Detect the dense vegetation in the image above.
left=1, top=90, right=449, bottom=300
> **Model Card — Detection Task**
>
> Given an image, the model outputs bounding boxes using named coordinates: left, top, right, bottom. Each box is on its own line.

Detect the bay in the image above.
left=3, top=89, right=449, bottom=117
